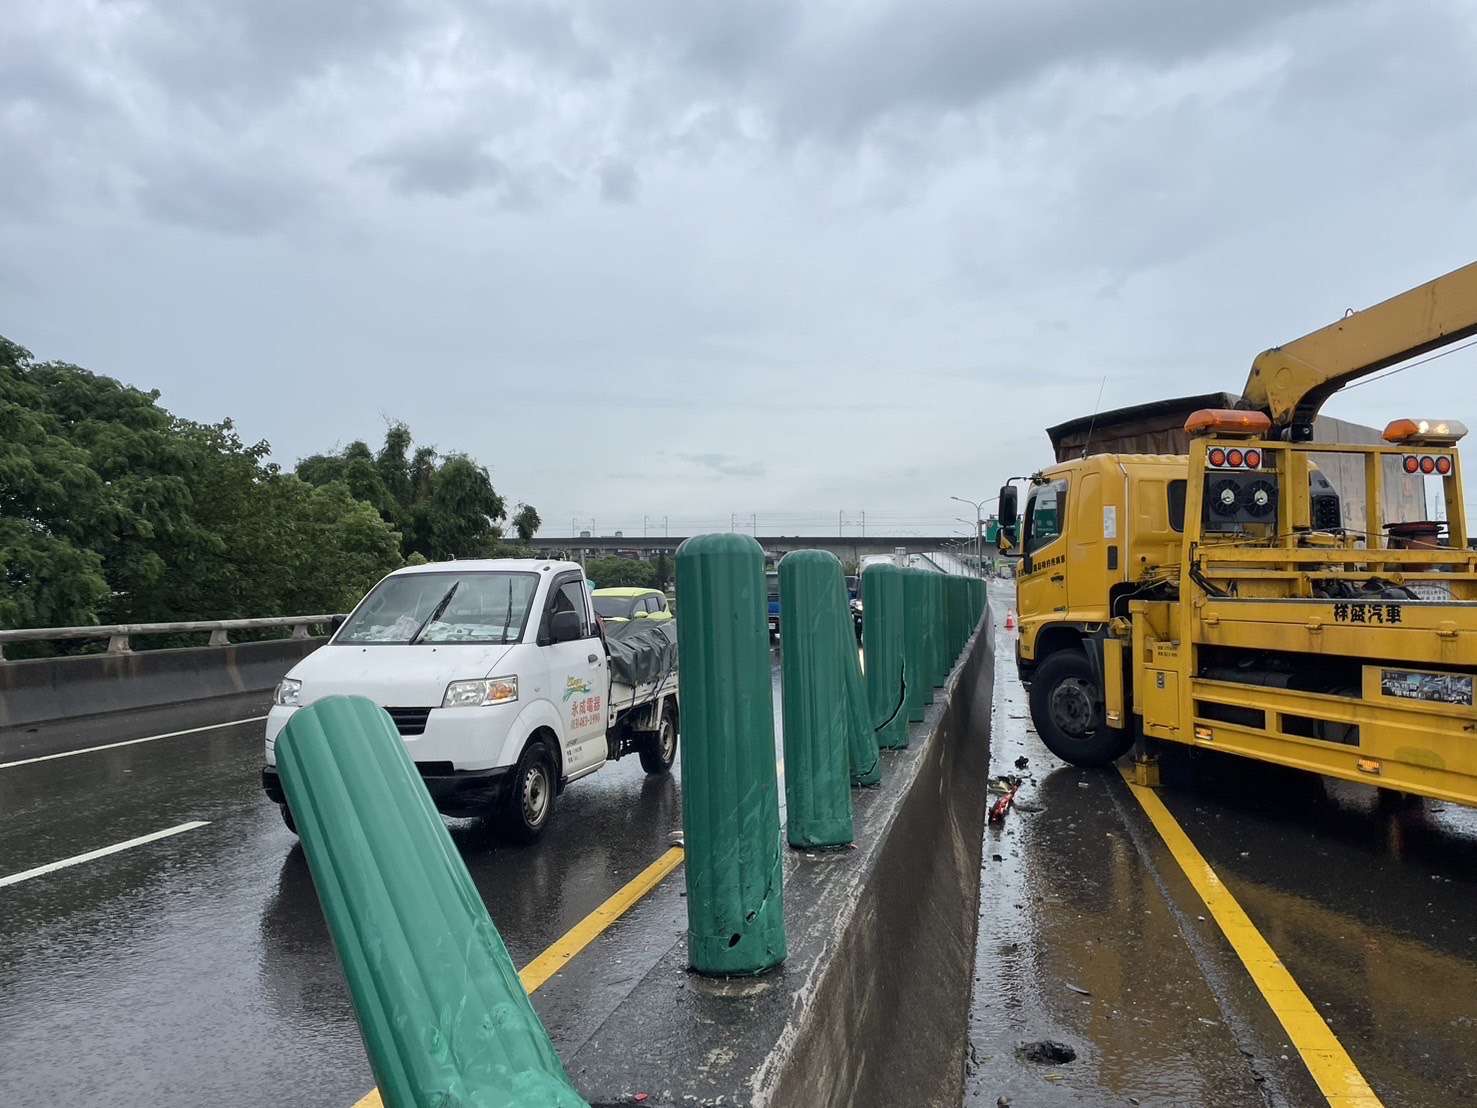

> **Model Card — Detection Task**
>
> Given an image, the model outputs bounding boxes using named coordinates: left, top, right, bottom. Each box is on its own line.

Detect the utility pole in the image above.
left=643, top=514, right=649, bottom=537
left=751, top=513, right=757, bottom=535
left=664, top=515, right=669, bottom=537
left=861, top=510, right=865, bottom=538
left=838, top=509, right=844, bottom=535
left=731, top=513, right=736, bottom=533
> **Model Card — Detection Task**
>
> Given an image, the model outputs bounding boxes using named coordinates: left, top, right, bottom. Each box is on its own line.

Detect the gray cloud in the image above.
left=599, top=158, right=639, bottom=204
left=366, top=134, right=514, bottom=199
left=4, top=0, right=1475, bottom=535
left=678, top=453, right=767, bottom=479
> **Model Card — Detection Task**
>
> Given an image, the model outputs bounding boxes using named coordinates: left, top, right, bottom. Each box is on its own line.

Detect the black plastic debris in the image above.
left=1018, top=1040, right=1077, bottom=1064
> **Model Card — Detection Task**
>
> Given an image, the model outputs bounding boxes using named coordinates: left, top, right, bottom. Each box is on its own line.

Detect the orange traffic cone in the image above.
left=1005, top=609, right=1016, bottom=630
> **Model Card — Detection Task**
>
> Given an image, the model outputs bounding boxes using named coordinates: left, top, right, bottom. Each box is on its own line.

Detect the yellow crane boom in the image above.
left=1242, top=260, right=1477, bottom=437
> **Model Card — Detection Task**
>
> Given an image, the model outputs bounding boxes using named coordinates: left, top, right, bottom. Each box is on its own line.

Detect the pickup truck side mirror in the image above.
left=550, top=610, right=583, bottom=643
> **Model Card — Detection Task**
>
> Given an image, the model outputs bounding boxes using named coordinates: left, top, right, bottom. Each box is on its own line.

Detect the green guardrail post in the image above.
left=927, top=572, right=947, bottom=689
left=275, top=695, right=587, bottom=1108
left=676, top=533, right=787, bottom=975
left=945, top=576, right=960, bottom=662
left=842, top=617, right=882, bottom=788
left=862, top=563, right=908, bottom=749
left=902, top=569, right=929, bottom=721
left=778, top=551, right=855, bottom=848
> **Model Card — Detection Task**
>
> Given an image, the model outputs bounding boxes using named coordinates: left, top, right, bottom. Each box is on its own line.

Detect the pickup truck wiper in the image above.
left=408, top=582, right=460, bottom=645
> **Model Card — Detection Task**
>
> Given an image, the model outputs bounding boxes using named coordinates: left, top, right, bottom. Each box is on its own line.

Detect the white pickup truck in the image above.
left=260, top=559, right=679, bottom=841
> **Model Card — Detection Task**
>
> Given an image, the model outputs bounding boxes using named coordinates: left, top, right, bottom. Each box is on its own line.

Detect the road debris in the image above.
left=1018, top=1040, right=1077, bottom=1064
left=988, top=775, right=1023, bottom=823
left=1066, top=983, right=1091, bottom=996
left=1014, top=755, right=1030, bottom=769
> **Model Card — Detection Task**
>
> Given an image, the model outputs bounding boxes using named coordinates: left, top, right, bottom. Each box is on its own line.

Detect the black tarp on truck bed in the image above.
left=604, top=619, right=678, bottom=688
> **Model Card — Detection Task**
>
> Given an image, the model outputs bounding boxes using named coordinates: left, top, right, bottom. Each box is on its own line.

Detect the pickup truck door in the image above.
left=540, top=574, right=607, bottom=776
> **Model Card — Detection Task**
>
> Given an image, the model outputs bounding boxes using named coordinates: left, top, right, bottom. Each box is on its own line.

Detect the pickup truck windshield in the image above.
left=336, top=572, right=539, bottom=645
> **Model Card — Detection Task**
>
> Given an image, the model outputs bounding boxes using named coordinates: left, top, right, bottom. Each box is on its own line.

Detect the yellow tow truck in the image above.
left=998, top=262, right=1477, bottom=804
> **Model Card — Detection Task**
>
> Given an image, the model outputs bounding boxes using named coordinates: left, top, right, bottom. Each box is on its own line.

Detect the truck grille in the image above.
left=384, top=707, right=432, bottom=736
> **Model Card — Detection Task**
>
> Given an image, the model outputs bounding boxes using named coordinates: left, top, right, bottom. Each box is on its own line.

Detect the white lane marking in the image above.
left=0, top=716, right=268, bottom=771
left=0, top=821, right=211, bottom=888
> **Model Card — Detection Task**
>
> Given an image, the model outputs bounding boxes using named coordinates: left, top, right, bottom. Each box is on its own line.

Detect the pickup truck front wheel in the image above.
left=1028, top=649, right=1132, bottom=767
left=498, top=740, right=556, bottom=843
left=638, top=708, right=679, bottom=775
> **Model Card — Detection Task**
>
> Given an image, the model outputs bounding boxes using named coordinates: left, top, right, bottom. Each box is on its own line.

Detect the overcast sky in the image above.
left=5, top=0, right=1476, bottom=538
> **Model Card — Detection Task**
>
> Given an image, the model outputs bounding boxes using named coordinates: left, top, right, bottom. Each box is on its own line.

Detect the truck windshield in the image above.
left=336, top=572, right=539, bottom=645
left=592, top=595, right=640, bottom=619
left=1024, top=479, right=1068, bottom=554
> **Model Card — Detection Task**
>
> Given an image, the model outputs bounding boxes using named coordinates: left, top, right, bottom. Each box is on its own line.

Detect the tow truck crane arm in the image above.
left=1241, top=260, right=1477, bottom=438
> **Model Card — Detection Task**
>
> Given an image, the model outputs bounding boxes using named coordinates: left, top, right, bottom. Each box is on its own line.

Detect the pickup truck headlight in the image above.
left=442, top=676, right=519, bottom=708
left=274, top=678, right=303, bottom=707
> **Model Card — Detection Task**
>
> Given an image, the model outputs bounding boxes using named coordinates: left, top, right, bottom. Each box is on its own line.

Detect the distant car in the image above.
left=766, top=571, right=781, bottom=637
left=592, top=587, right=673, bottom=624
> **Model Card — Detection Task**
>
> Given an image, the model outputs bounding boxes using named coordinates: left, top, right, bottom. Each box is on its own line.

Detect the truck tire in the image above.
left=498, top=739, right=556, bottom=844
left=1028, top=649, right=1132, bottom=767
left=638, top=707, right=679, bottom=775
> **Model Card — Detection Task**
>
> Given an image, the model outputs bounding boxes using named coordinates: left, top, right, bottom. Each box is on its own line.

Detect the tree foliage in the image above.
left=1, top=339, right=394, bottom=631
left=585, top=556, right=656, bottom=589
left=512, top=503, right=541, bottom=544
left=297, top=423, right=513, bottom=561
left=2, top=338, right=542, bottom=635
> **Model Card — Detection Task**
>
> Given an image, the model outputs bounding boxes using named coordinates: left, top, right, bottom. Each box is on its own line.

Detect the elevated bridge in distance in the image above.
left=529, top=533, right=965, bottom=563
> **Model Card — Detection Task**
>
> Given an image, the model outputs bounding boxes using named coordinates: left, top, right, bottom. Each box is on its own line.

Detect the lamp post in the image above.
left=949, top=496, right=996, bottom=578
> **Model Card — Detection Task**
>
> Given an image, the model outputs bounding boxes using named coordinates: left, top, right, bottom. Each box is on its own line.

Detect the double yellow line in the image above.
left=1121, top=769, right=1383, bottom=1107
left=352, top=846, right=685, bottom=1108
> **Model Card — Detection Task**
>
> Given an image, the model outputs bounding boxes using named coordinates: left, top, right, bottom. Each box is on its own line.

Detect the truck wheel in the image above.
left=1028, top=650, right=1132, bottom=767
left=639, top=708, right=679, bottom=775
left=498, top=740, right=556, bottom=844
left=279, top=804, right=298, bottom=835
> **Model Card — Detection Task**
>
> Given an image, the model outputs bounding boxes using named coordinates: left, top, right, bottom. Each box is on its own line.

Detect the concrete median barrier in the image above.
left=549, top=601, right=994, bottom=1107
left=0, top=638, right=324, bottom=732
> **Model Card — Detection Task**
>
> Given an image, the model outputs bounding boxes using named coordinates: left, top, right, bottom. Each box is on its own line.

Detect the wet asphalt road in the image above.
left=0, top=657, right=786, bottom=1108
left=967, top=580, right=1477, bottom=1107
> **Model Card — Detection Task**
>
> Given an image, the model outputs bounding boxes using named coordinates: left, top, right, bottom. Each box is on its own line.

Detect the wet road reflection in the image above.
left=0, top=651, right=790, bottom=1108
left=967, top=579, right=1477, bottom=1107
left=1157, top=749, right=1477, bottom=1106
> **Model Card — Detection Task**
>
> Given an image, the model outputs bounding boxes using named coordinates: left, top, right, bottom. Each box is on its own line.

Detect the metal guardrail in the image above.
left=0, top=615, right=345, bottom=661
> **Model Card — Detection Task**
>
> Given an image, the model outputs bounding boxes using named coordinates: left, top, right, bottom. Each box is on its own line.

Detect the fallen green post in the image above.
left=862, top=563, right=909, bottom=749
left=275, top=695, right=586, bottom=1108
left=778, top=551, right=857, bottom=847
left=676, top=533, right=787, bottom=974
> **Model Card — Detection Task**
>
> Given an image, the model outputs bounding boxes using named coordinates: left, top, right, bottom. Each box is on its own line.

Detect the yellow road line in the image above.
left=352, top=845, right=685, bottom=1108
left=1120, top=769, right=1383, bottom=1107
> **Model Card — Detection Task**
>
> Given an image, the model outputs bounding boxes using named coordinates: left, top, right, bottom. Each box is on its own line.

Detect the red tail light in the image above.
left=1403, top=455, right=1421, bottom=474
left=1435, top=456, right=1453, bottom=475
left=1420, top=456, right=1437, bottom=474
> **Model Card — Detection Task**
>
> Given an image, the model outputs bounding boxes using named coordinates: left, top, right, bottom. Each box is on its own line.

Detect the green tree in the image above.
left=512, top=504, right=541, bottom=543
left=299, top=427, right=525, bottom=562
left=0, top=336, right=404, bottom=634
left=652, top=551, right=672, bottom=591
left=585, top=556, right=655, bottom=588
